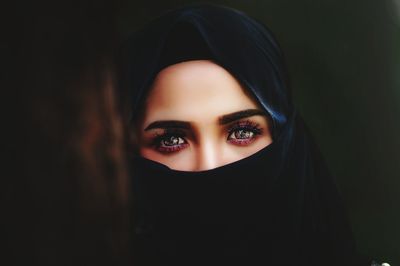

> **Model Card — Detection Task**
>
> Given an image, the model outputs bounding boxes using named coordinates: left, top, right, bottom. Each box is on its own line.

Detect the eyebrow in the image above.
left=218, top=109, right=266, bottom=125
left=144, top=109, right=266, bottom=131
left=144, top=120, right=191, bottom=131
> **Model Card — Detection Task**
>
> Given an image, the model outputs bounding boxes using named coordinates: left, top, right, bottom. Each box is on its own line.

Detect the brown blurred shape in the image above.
left=2, top=1, right=130, bottom=265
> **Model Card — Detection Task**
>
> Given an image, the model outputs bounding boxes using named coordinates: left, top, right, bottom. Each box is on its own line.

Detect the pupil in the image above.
left=164, top=136, right=179, bottom=146
left=235, top=130, right=252, bottom=139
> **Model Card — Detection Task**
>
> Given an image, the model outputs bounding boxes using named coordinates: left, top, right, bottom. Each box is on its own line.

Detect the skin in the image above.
left=138, top=60, right=272, bottom=171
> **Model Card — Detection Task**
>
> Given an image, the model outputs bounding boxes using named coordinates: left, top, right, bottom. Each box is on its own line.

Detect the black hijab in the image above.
left=120, top=4, right=366, bottom=266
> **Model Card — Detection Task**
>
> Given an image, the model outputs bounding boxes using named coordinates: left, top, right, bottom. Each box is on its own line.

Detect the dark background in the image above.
left=119, top=0, right=400, bottom=264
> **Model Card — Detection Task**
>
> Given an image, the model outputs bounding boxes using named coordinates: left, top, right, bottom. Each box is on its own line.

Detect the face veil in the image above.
left=119, top=4, right=364, bottom=266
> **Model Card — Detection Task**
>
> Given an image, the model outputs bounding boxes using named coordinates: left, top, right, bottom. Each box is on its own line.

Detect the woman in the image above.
left=119, top=4, right=374, bottom=266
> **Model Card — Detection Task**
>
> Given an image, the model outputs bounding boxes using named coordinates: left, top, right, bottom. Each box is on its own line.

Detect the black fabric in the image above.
left=120, top=4, right=366, bottom=266
left=131, top=115, right=358, bottom=266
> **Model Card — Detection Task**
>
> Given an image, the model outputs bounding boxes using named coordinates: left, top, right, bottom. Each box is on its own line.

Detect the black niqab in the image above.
left=120, top=4, right=364, bottom=266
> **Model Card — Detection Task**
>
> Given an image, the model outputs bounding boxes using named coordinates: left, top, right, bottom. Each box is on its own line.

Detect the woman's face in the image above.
left=138, top=60, right=272, bottom=171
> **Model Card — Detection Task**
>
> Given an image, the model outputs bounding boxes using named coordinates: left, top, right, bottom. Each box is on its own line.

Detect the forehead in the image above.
left=142, top=60, right=259, bottom=124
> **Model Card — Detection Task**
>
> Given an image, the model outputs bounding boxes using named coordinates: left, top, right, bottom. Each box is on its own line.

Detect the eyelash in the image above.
left=151, top=129, right=189, bottom=153
left=227, top=120, right=262, bottom=145
left=151, top=120, right=263, bottom=153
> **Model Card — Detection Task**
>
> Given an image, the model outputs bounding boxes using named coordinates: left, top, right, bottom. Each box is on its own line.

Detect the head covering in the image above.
left=119, top=4, right=365, bottom=266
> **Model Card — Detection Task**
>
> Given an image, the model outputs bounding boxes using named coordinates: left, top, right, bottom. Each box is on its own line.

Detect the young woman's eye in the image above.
left=227, top=121, right=262, bottom=145
left=153, top=132, right=188, bottom=153
left=161, top=135, right=185, bottom=146
left=228, top=129, right=255, bottom=140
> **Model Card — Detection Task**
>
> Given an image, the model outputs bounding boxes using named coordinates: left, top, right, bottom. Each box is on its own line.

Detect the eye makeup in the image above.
left=226, top=120, right=263, bottom=146
left=145, top=118, right=265, bottom=154
left=150, top=129, right=189, bottom=153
